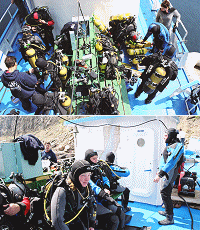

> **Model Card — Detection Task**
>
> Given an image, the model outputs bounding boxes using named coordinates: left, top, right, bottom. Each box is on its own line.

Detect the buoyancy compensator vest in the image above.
left=98, top=161, right=118, bottom=190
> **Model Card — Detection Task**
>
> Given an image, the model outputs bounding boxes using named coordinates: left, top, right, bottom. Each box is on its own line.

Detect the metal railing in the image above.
left=0, top=4, right=13, bottom=24
left=0, top=3, right=18, bottom=44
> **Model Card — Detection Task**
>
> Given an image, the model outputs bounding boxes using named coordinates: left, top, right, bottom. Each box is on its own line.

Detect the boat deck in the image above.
left=126, top=199, right=200, bottom=230
left=125, top=156, right=200, bottom=230
left=0, top=0, right=200, bottom=115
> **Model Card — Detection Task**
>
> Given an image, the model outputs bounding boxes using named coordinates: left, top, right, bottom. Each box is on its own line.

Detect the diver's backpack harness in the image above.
left=44, top=173, right=96, bottom=226
left=87, top=86, right=119, bottom=115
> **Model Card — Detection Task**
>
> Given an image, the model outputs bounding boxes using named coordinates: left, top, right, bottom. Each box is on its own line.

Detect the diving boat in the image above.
left=0, top=115, right=200, bottom=229
left=0, top=0, right=200, bottom=115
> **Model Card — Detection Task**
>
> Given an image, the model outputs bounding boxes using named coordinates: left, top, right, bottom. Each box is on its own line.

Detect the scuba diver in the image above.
left=25, top=7, right=55, bottom=51
left=102, top=152, right=131, bottom=213
left=51, top=159, right=96, bottom=230
left=142, top=22, right=169, bottom=53
left=0, top=174, right=30, bottom=229
left=85, top=149, right=130, bottom=230
left=134, top=44, right=178, bottom=104
left=154, top=128, right=184, bottom=225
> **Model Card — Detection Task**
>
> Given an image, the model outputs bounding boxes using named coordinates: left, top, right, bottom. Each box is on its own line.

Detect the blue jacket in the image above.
left=109, top=164, right=130, bottom=178
left=159, top=142, right=184, bottom=178
left=1, top=70, right=37, bottom=99
left=41, top=149, right=57, bottom=163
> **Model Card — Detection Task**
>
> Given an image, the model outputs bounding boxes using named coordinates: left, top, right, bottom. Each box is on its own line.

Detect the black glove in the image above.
left=98, top=190, right=122, bottom=208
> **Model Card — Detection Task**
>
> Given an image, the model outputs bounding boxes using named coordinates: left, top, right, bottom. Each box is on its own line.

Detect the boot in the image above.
left=158, top=214, right=174, bottom=225
left=123, top=206, right=131, bottom=213
left=158, top=210, right=166, bottom=216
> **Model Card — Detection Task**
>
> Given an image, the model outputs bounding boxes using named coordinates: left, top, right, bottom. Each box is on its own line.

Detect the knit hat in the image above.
left=85, top=149, right=98, bottom=165
left=106, top=152, right=115, bottom=164
left=69, top=160, right=92, bottom=186
left=165, top=128, right=179, bottom=144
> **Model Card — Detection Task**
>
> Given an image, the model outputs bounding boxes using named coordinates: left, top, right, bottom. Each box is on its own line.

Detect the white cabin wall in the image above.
left=31, top=0, right=140, bottom=36
left=72, top=116, right=179, bottom=206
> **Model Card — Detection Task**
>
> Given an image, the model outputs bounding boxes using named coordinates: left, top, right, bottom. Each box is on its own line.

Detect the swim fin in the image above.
left=125, top=226, right=151, bottom=230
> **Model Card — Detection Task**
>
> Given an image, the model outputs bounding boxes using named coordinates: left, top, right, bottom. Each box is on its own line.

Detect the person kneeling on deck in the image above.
left=154, top=128, right=184, bottom=225
left=134, top=44, right=178, bottom=104
left=142, top=22, right=169, bottom=53
left=1, top=56, right=45, bottom=112
left=101, top=152, right=131, bottom=213
left=51, top=160, right=96, bottom=230
left=85, top=149, right=131, bottom=230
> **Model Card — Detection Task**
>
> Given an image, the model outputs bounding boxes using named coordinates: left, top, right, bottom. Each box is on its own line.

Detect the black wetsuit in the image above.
left=51, top=184, right=96, bottom=230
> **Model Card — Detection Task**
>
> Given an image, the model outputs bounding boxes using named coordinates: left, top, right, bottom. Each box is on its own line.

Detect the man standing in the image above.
left=1, top=56, right=44, bottom=112
left=154, top=128, right=184, bottom=225
left=41, top=142, right=57, bottom=163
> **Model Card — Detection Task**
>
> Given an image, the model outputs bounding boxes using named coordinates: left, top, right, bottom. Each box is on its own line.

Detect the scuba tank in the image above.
left=143, top=67, right=166, bottom=94
left=110, top=13, right=133, bottom=21
left=59, top=66, right=68, bottom=82
left=93, top=15, right=110, bottom=36
left=131, top=56, right=145, bottom=65
left=26, top=48, right=37, bottom=68
left=61, top=95, right=73, bottom=114
left=125, top=40, right=151, bottom=48
left=62, top=55, right=69, bottom=66
left=127, top=48, right=148, bottom=56
left=95, top=41, right=103, bottom=52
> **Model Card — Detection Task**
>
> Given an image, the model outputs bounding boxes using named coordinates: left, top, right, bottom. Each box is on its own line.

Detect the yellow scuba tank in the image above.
left=110, top=13, right=132, bottom=21
left=143, top=67, right=166, bottom=94
left=95, top=41, right=103, bottom=52
left=61, top=95, right=73, bottom=114
left=127, top=40, right=152, bottom=49
left=59, top=67, right=68, bottom=81
left=62, top=55, right=69, bottom=66
left=131, top=56, right=145, bottom=65
left=26, top=48, right=37, bottom=68
left=127, top=48, right=148, bottom=56
left=93, top=15, right=109, bottom=35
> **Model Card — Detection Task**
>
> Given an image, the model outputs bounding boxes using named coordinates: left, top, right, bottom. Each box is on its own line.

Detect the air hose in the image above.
left=178, top=194, right=194, bottom=230
left=99, top=159, right=121, bottom=179
left=31, top=43, right=46, bottom=50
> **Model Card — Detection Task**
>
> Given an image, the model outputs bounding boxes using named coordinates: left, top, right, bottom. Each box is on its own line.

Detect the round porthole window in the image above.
left=137, top=138, right=145, bottom=147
